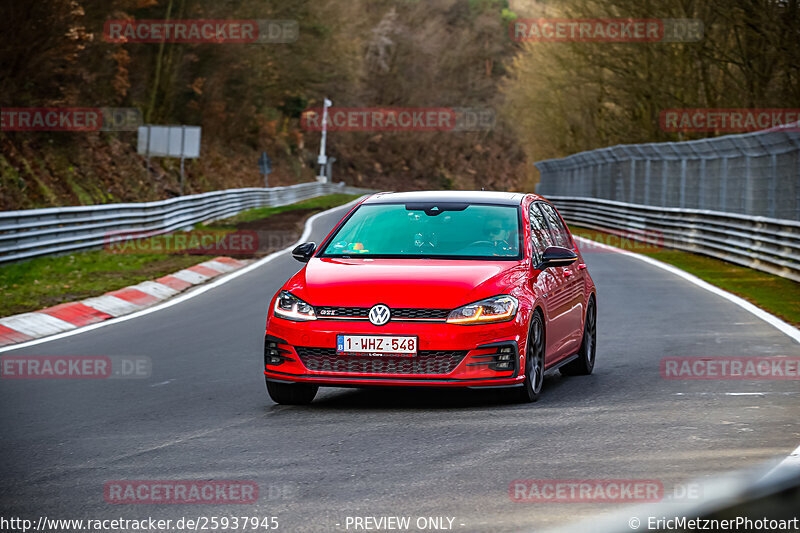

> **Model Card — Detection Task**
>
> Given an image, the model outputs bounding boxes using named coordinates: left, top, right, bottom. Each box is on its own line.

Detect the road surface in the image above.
left=1, top=202, right=798, bottom=532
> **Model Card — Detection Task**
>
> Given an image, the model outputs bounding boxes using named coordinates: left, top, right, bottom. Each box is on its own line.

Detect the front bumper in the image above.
left=263, top=316, right=526, bottom=388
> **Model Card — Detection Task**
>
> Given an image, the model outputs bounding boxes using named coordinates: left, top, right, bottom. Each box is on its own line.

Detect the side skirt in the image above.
left=544, top=353, right=579, bottom=376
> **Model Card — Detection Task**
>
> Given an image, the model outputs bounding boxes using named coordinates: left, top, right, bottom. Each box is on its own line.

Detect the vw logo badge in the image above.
left=369, top=304, right=391, bottom=326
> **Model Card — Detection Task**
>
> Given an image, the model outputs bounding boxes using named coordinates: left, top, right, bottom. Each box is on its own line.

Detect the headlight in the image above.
left=446, top=295, right=519, bottom=325
left=273, top=291, right=316, bottom=321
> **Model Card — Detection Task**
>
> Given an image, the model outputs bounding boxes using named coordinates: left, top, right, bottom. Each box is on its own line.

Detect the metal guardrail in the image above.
left=549, top=196, right=800, bottom=283
left=0, top=182, right=373, bottom=263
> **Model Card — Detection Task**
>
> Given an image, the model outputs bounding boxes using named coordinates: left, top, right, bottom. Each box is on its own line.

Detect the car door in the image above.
left=528, top=202, right=571, bottom=363
left=538, top=202, right=585, bottom=355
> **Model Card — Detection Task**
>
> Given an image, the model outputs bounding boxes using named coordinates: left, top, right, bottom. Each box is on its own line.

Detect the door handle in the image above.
left=576, top=263, right=587, bottom=270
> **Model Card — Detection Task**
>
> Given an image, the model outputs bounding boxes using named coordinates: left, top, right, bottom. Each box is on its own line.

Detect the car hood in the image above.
left=284, top=258, right=525, bottom=309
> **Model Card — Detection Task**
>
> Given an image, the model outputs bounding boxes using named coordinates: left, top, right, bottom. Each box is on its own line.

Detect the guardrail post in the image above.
left=629, top=159, right=636, bottom=204
left=720, top=157, right=728, bottom=212
left=698, top=158, right=707, bottom=209
left=744, top=153, right=753, bottom=214
left=797, top=148, right=800, bottom=220
left=769, top=153, right=777, bottom=218
left=581, top=164, right=588, bottom=196
left=679, top=157, right=688, bottom=208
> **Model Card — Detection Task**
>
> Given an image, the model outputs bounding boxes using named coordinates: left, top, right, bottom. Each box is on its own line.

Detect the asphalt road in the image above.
left=1, top=202, right=799, bottom=533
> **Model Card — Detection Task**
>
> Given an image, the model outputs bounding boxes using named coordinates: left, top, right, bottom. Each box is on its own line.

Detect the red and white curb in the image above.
left=0, top=257, right=248, bottom=347
left=0, top=196, right=365, bottom=353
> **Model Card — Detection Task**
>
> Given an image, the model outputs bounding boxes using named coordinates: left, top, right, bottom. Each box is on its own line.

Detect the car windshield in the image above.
left=320, top=202, right=521, bottom=259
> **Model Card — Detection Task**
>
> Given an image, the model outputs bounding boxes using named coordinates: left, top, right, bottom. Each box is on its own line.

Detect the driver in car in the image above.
left=485, top=219, right=514, bottom=254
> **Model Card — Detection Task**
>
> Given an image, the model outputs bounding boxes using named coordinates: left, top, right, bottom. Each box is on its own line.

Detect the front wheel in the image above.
left=515, top=312, right=545, bottom=403
left=560, top=297, right=596, bottom=376
left=266, top=377, right=318, bottom=405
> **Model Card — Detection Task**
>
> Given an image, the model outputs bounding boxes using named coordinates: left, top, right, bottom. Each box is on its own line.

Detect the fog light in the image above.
left=495, top=362, right=511, bottom=369
left=499, top=346, right=513, bottom=353
left=497, top=354, right=513, bottom=361
left=269, top=356, right=282, bottom=364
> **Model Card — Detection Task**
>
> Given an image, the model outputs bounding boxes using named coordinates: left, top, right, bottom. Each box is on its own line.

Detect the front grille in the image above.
left=295, top=347, right=467, bottom=375
left=392, top=308, right=450, bottom=319
left=317, top=306, right=370, bottom=318
left=315, top=306, right=450, bottom=321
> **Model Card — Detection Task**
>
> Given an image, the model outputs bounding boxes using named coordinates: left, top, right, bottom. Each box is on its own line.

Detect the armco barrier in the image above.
left=0, top=182, right=373, bottom=263
left=548, top=196, right=800, bottom=282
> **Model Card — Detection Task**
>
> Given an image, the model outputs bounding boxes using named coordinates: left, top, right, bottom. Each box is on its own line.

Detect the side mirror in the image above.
left=536, top=246, right=578, bottom=270
left=292, top=242, right=316, bottom=263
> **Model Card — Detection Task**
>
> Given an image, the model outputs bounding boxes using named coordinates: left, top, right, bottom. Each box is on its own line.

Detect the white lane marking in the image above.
left=171, top=269, right=209, bottom=284
left=0, top=313, right=76, bottom=337
left=130, top=281, right=179, bottom=300
left=574, top=235, right=800, bottom=344
left=673, top=392, right=798, bottom=396
left=0, top=197, right=364, bottom=353
left=81, top=295, right=144, bottom=317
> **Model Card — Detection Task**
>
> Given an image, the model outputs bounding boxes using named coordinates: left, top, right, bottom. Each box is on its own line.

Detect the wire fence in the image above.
left=535, top=124, right=800, bottom=220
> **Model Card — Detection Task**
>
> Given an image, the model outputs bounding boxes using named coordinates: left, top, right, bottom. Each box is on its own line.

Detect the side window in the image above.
left=528, top=203, right=552, bottom=264
left=537, top=203, right=573, bottom=249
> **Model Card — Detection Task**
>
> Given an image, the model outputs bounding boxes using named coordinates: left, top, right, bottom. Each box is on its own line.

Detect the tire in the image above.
left=515, top=311, right=545, bottom=403
left=265, top=377, right=318, bottom=405
left=560, top=297, right=596, bottom=376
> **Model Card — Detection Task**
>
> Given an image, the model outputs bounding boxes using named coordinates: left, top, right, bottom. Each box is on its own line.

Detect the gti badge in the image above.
left=368, top=304, right=391, bottom=326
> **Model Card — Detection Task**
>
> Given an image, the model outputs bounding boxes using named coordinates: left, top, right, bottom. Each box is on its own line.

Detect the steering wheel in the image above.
left=461, top=240, right=497, bottom=253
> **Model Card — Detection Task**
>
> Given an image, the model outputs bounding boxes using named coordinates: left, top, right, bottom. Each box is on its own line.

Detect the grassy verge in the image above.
left=569, top=225, right=800, bottom=327
left=0, top=194, right=361, bottom=317
left=0, top=252, right=205, bottom=317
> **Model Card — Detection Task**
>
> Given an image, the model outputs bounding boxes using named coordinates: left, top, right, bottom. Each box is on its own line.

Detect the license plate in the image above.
left=336, top=335, right=417, bottom=357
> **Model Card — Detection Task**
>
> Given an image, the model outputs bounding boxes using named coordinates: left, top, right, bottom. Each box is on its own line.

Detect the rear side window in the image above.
left=537, top=203, right=573, bottom=249
left=528, top=203, right=552, bottom=264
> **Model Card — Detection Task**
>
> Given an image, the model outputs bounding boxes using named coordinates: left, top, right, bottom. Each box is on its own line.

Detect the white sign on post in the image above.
left=137, top=125, right=202, bottom=195
left=137, top=126, right=201, bottom=158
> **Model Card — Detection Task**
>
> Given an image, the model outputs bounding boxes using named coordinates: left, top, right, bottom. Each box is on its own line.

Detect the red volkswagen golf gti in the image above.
left=263, top=191, right=596, bottom=404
